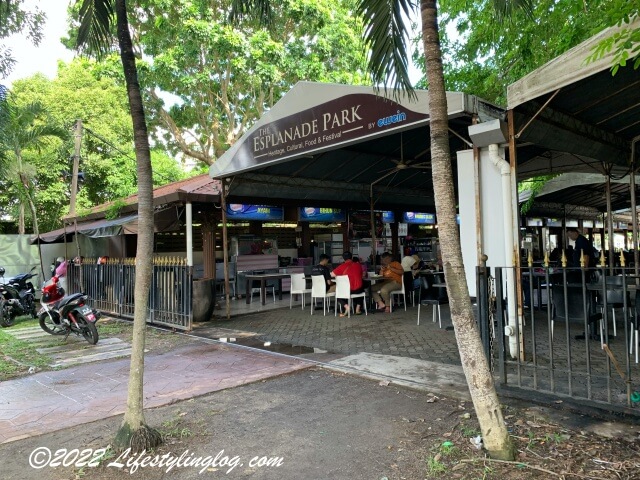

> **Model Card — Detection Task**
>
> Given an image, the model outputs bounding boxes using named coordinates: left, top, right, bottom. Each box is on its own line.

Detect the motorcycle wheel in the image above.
left=28, top=295, right=37, bottom=319
left=78, top=314, right=99, bottom=345
left=0, top=299, right=14, bottom=328
left=39, top=311, right=67, bottom=335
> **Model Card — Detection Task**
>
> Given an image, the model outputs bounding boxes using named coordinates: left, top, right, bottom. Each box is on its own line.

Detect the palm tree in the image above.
left=232, top=0, right=524, bottom=459
left=0, top=100, right=67, bottom=238
left=76, top=0, right=161, bottom=451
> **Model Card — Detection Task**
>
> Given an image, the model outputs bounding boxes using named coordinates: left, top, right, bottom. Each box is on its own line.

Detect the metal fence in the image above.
left=478, top=264, right=640, bottom=414
left=67, top=257, right=192, bottom=331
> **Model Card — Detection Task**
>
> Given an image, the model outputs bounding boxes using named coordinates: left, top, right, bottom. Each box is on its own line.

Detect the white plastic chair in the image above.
left=310, top=275, right=335, bottom=316
left=389, top=273, right=408, bottom=312
left=290, top=273, right=311, bottom=309
left=335, top=275, right=367, bottom=318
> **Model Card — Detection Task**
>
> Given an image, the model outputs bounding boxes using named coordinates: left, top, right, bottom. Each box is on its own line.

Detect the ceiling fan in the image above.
left=377, top=133, right=431, bottom=175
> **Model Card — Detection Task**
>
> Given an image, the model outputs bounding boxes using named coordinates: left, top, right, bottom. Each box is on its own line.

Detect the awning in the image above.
left=507, top=16, right=640, bottom=173
left=210, top=82, right=504, bottom=210
left=32, top=208, right=181, bottom=244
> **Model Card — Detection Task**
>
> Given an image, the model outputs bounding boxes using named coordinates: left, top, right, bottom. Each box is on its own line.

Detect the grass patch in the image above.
left=6, top=316, right=40, bottom=329
left=160, top=414, right=192, bottom=441
left=96, top=320, right=131, bottom=335
left=0, top=328, right=53, bottom=379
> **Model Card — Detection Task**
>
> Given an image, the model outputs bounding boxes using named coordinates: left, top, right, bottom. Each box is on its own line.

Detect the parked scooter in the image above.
left=38, top=275, right=99, bottom=345
left=0, top=266, right=38, bottom=327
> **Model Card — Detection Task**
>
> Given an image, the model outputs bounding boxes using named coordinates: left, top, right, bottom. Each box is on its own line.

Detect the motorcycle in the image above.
left=0, top=265, right=38, bottom=327
left=38, top=275, right=99, bottom=345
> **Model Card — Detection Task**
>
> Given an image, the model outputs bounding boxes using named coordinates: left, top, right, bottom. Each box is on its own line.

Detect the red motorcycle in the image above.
left=38, top=276, right=99, bottom=345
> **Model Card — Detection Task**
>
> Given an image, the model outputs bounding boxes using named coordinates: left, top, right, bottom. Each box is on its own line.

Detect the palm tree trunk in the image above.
left=112, top=0, right=161, bottom=451
left=420, top=0, right=514, bottom=460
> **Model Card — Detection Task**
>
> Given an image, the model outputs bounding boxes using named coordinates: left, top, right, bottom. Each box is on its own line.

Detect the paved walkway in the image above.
left=199, top=303, right=462, bottom=364
left=0, top=341, right=309, bottom=444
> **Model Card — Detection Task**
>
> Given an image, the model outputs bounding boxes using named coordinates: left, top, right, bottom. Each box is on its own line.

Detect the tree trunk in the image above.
left=420, top=0, right=514, bottom=460
left=18, top=202, right=25, bottom=234
left=113, top=0, right=161, bottom=452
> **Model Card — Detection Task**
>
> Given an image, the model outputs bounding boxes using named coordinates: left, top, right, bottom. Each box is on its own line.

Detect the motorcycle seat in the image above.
left=58, top=293, right=85, bottom=308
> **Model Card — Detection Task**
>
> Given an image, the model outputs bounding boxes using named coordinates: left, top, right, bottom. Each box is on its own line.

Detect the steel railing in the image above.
left=67, top=257, right=192, bottom=331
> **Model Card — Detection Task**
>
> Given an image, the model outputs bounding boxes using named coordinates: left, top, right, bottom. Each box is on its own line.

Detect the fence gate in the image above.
left=480, top=265, right=640, bottom=416
left=67, top=257, right=192, bottom=331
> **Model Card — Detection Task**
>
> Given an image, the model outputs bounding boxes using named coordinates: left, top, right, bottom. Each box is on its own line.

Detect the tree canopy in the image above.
left=66, top=0, right=369, bottom=165
left=5, top=59, right=187, bottom=233
left=420, top=0, right=639, bottom=105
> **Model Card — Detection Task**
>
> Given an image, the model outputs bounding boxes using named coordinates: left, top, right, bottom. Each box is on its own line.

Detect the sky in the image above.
left=4, top=0, right=75, bottom=87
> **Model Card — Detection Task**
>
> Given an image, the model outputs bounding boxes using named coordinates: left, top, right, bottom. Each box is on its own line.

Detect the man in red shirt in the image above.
left=331, top=251, right=364, bottom=316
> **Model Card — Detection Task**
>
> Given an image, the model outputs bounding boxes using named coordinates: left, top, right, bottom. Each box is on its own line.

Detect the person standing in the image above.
left=372, top=252, right=404, bottom=313
left=55, top=256, right=67, bottom=292
left=567, top=228, right=595, bottom=267
left=331, top=252, right=364, bottom=316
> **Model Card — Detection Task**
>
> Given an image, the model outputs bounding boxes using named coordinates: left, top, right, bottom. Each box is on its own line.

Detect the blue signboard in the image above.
left=298, top=207, right=346, bottom=222
left=382, top=211, right=395, bottom=223
left=226, top=204, right=284, bottom=221
left=546, top=218, right=562, bottom=227
left=403, top=212, right=436, bottom=224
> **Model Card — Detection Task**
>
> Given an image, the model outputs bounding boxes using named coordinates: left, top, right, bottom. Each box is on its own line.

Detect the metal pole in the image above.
left=472, top=115, right=483, bottom=265
left=508, top=109, right=525, bottom=360
left=221, top=179, right=231, bottom=320
left=370, top=188, right=377, bottom=270
left=631, top=142, right=639, bottom=276
left=606, top=175, right=615, bottom=275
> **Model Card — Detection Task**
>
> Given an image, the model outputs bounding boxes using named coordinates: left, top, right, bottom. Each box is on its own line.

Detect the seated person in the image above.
left=401, top=254, right=421, bottom=290
left=372, top=252, right=404, bottom=313
left=331, top=252, right=364, bottom=316
left=311, top=254, right=335, bottom=293
left=352, top=255, right=367, bottom=279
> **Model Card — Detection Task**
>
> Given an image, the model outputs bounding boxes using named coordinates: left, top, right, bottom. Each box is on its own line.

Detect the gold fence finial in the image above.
left=599, top=249, right=606, bottom=267
left=561, top=249, right=567, bottom=268
left=543, top=250, right=549, bottom=268
left=527, top=250, right=533, bottom=267
left=580, top=252, right=586, bottom=268
left=620, top=250, right=626, bottom=267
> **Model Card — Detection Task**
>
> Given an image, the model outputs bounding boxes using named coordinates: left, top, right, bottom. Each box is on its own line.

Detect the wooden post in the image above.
left=221, top=179, right=231, bottom=320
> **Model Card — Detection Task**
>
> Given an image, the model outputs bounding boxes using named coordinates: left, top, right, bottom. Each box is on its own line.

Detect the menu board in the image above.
left=565, top=219, right=579, bottom=228
left=226, top=204, right=284, bottom=221
left=546, top=218, right=562, bottom=227
left=382, top=211, right=395, bottom=223
left=298, top=207, right=346, bottom=222
left=403, top=212, right=436, bottom=224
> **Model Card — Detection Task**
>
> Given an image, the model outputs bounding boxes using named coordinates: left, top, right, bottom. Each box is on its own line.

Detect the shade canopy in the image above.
left=508, top=16, right=640, bottom=180
left=210, top=82, right=504, bottom=210
left=32, top=208, right=181, bottom=244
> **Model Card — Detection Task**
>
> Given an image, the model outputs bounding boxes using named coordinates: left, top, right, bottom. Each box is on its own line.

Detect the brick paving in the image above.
left=198, top=303, right=462, bottom=365
left=197, top=302, right=640, bottom=409
left=0, top=341, right=309, bottom=444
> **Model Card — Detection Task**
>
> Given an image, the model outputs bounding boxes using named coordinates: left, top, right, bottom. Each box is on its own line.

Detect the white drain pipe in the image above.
left=488, top=144, right=518, bottom=358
